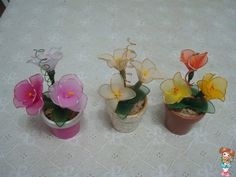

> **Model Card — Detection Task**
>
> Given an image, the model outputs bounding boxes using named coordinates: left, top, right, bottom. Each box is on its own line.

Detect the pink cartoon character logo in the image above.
left=219, top=147, right=235, bottom=177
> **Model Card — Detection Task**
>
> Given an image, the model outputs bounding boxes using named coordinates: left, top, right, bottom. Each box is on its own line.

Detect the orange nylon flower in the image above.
left=180, top=49, right=208, bottom=71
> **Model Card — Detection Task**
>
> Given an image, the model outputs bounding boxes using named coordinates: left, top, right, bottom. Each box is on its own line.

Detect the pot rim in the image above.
left=106, top=97, right=148, bottom=118
left=165, top=104, right=205, bottom=121
left=41, top=110, right=82, bottom=129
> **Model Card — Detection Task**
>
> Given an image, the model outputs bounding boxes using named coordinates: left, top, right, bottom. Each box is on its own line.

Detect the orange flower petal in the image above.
left=180, top=49, right=195, bottom=64
left=189, top=52, right=208, bottom=70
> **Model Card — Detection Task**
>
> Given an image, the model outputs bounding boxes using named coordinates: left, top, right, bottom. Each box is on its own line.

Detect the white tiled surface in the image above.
left=0, top=0, right=236, bottom=176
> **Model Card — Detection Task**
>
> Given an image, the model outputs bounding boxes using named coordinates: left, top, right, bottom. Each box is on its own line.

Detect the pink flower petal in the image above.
left=26, top=97, right=44, bottom=116
left=48, top=81, right=61, bottom=106
left=49, top=74, right=85, bottom=110
left=13, top=97, right=24, bottom=108
left=59, top=74, right=83, bottom=89
left=57, top=94, right=80, bottom=108
left=14, top=80, right=36, bottom=106
left=29, top=74, right=43, bottom=95
left=68, top=94, right=87, bottom=112
left=59, top=79, right=83, bottom=99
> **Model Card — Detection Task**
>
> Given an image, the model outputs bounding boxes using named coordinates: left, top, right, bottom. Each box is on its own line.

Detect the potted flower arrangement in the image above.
left=98, top=40, right=162, bottom=133
left=160, top=49, right=227, bottom=135
left=13, top=48, right=87, bottom=139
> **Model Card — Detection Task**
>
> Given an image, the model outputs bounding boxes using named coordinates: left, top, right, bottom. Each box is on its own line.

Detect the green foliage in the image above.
left=167, top=86, right=215, bottom=114
left=115, top=85, right=150, bottom=119
left=43, top=94, right=73, bottom=127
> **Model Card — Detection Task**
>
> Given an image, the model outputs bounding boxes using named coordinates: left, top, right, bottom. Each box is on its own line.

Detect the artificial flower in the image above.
left=49, top=74, right=87, bottom=112
left=13, top=74, right=44, bottom=116
left=98, top=48, right=136, bottom=71
left=197, top=73, right=227, bottom=101
left=160, top=72, right=191, bottom=104
left=98, top=74, right=136, bottom=110
left=27, top=47, right=63, bottom=71
left=180, top=49, right=208, bottom=71
left=131, top=58, right=162, bottom=83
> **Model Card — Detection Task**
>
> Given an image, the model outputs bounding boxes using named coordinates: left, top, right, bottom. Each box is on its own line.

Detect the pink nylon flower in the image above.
left=13, top=74, right=44, bottom=116
left=49, top=74, right=87, bottom=112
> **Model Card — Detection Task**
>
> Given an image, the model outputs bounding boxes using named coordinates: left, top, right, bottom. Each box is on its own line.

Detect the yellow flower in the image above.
left=197, top=73, right=227, bottom=101
left=98, top=74, right=136, bottom=110
left=160, top=72, right=191, bottom=104
left=98, top=48, right=136, bottom=71
left=131, top=58, right=163, bottom=83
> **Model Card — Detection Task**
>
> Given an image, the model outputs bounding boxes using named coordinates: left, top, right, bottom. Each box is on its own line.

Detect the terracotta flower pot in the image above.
left=106, top=98, right=148, bottom=133
left=42, top=111, right=83, bottom=139
left=164, top=105, right=205, bottom=135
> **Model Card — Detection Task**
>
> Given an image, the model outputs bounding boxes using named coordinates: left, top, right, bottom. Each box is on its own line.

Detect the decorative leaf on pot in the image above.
left=51, top=108, right=71, bottom=127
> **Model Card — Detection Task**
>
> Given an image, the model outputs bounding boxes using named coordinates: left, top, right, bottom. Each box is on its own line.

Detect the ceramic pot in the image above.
left=164, top=105, right=205, bottom=135
left=42, top=111, right=82, bottom=139
left=106, top=98, right=147, bottom=133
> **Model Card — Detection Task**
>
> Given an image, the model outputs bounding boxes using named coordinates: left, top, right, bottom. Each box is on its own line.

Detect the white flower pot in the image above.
left=106, top=98, right=147, bottom=133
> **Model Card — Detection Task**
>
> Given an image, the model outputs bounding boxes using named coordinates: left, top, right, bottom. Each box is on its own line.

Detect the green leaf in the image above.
left=182, top=97, right=208, bottom=113
left=191, top=85, right=199, bottom=97
left=43, top=94, right=60, bottom=110
left=206, top=101, right=215, bottom=114
left=167, top=102, right=188, bottom=110
left=115, top=85, right=150, bottom=119
left=168, top=97, right=215, bottom=114
left=51, top=108, right=70, bottom=127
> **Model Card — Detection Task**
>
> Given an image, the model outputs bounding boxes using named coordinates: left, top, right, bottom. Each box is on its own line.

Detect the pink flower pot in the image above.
left=42, top=111, right=82, bottom=139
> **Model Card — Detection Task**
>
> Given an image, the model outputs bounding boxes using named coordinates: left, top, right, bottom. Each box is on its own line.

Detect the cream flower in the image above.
left=98, top=48, right=136, bottom=71
left=160, top=72, right=192, bottom=104
left=131, top=58, right=162, bottom=83
left=98, top=74, right=136, bottom=110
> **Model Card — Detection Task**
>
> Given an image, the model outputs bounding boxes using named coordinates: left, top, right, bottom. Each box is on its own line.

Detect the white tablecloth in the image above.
left=0, top=0, right=236, bottom=176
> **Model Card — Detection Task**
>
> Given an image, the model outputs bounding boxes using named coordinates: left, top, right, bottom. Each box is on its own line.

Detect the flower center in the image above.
left=114, top=90, right=122, bottom=98
left=66, top=91, right=75, bottom=97
left=115, top=57, right=127, bottom=69
left=28, top=92, right=34, bottom=98
left=173, top=87, right=179, bottom=94
left=143, top=70, right=149, bottom=77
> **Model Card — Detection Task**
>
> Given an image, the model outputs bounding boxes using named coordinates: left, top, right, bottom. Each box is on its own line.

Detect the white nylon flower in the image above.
left=98, top=74, right=136, bottom=110
left=27, top=47, right=63, bottom=71
left=131, top=58, right=162, bottom=83
left=98, top=48, right=136, bottom=71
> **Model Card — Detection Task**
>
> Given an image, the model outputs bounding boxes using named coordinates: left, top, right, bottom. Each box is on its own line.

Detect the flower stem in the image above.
left=120, top=70, right=126, bottom=87
left=133, top=81, right=142, bottom=90
left=185, top=70, right=194, bottom=84
left=47, top=70, right=55, bottom=85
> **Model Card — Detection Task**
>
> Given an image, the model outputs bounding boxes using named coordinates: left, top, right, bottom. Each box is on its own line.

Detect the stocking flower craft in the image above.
left=13, top=74, right=44, bottom=116
left=49, top=74, right=87, bottom=112
left=99, top=74, right=136, bottom=110
left=160, top=72, right=191, bottom=104
left=98, top=40, right=162, bottom=119
left=131, top=58, right=163, bottom=83
left=197, top=73, right=227, bottom=101
left=27, top=47, right=63, bottom=72
left=180, top=49, right=208, bottom=71
left=14, top=48, right=87, bottom=127
left=98, top=46, right=136, bottom=71
left=160, top=49, right=227, bottom=114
